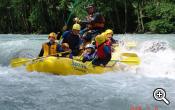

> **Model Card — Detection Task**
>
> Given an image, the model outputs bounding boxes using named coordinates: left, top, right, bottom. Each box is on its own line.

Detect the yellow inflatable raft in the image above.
left=26, top=57, right=118, bottom=75
left=11, top=46, right=140, bottom=75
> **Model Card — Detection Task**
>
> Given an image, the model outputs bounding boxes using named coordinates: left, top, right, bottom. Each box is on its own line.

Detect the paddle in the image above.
left=10, top=51, right=71, bottom=68
left=87, top=53, right=140, bottom=67
left=116, top=51, right=140, bottom=65
left=74, top=51, right=140, bottom=66
left=121, top=52, right=138, bottom=57
left=10, top=57, right=47, bottom=68
left=111, top=56, right=140, bottom=65
left=105, top=44, right=140, bottom=66
left=112, top=51, right=138, bottom=60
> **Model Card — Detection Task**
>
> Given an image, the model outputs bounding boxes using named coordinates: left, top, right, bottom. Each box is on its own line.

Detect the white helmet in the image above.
left=85, top=44, right=95, bottom=49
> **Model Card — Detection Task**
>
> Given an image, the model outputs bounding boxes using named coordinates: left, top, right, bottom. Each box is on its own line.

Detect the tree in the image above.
left=0, top=0, right=174, bottom=34
left=144, top=1, right=175, bottom=33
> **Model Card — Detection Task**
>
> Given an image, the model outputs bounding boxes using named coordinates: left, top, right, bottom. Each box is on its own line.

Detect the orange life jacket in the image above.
left=43, top=42, right=57, bottom=57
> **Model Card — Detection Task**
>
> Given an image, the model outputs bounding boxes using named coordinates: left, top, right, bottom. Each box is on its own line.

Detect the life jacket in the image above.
left=43, top=42, right=57, bottom=57
left=96, top=42, right=105, bottom=59
left=105, top=40, right=112, bottom=46
left=83, top=50, right=96, bottom=61
left=96, top=41, right=111, bottom=59
left=105, top=41, right=112, bottom=58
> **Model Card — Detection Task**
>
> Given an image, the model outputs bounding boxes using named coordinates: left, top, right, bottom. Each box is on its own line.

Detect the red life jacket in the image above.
left=96, top=42, right=105, bottom=59
left=105, top=40, right=112, bottom=56
left=96, top=40, right=111, bottom=59
left=105, top=40, right=112, bottom=46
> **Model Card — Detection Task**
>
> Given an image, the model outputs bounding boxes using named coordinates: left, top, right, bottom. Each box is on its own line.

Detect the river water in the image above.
left=0, top=34, right=175, bottom=110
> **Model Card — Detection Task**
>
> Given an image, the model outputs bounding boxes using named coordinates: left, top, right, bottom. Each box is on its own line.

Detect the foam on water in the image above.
left=0, top=35, right=43, bottom=65
left=135, top=40, right=175, bottom=79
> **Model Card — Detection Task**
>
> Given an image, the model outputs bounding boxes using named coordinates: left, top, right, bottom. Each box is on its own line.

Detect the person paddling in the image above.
left=38, top=32, right=59, bottom=57
left=92, top=34, right=112, bottom=66
left=62, top=23, right=83, bottom=56
left=104, top=29, right=117, bottom=45
left=102, top=29, right=118, bottom=52
left=81, top=44, right=96, bottom=63
left=57, top=43, right=72, bottom=58
left=80, top=4, right=105, bottom=43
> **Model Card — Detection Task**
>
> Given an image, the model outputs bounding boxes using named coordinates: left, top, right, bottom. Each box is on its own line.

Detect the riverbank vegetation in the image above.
left=0, top=0, right=174, bottom=34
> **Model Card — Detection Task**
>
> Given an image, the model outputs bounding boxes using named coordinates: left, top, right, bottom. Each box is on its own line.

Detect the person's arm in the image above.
left=82, top=53, right=89, bottom=62
left=57, top=44, right=62, bottom=52
left=62, top=31, right=71, bottom=44
left=111, top=37, right=117, bottom=44
left=79, top=38, right=83, bottom=49
left=103, top=45, right=111, bottom=55
left=80, top=28, right=89, bottom=36
left=62, top=36, right=68, bottom=44
left=38, top=48, right=44, bottom=57
left=62, top=31, right=70, bottom=40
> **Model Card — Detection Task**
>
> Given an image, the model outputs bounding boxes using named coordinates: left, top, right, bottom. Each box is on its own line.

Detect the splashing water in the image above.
left=0, top=34, right=175, bottom=110
left=136, top=40, right=175, bottom=79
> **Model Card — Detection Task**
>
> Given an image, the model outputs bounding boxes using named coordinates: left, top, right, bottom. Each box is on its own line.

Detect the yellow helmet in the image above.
left=48, top=32, right=57, bottom=39
left=101, top=32, right=107, bottom=36
left=72, top=23, right=81, bottom=30
left=95, top=34, right=106, bottom=45
left=101, top=32, right=109, bottom=40
left=105, top=29, right=113, bottom=34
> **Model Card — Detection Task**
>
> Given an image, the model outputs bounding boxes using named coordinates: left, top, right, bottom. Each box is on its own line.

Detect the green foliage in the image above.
left=144, top=2, right=175, bottom=33
left=145, top=19, right=174, bottom=33
left=0, top=0, right=174, bottom=34
left=66, top=0, right=95, bottom=19
left=28, top=6, right=45, bottom=33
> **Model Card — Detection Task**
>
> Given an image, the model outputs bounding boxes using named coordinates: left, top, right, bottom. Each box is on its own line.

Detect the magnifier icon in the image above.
left=153, top=88, right=170, bottom=105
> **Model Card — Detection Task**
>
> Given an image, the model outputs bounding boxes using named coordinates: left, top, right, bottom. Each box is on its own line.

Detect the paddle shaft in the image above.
left=110, top=59, right=140, bottom=64
left=11, top=51, right=71, bottom=65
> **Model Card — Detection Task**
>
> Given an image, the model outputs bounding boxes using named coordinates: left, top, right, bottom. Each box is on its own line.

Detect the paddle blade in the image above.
left=121, top=53, right=138, bottom=57
left=10, top=58, right=31, bottom=68
left=120, top=57, right=140, bottom=65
